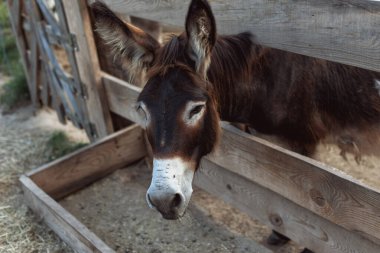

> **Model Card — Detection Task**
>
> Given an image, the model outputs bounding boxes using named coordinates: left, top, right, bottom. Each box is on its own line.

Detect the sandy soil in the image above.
left=0, top=72, right=87, bottom=252
left=0, top=107, right=88, bottom=252
left=60, top=160, right=301, bottom=253
left=57, top=133, right=380, bottom=253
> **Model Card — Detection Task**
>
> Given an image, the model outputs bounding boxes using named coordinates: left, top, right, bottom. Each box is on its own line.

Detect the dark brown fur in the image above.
left=92, top=0, right=380, bottom=160
left=92, top=0, right=380, bottom=232
left=143, top=31, right=380, bottom=156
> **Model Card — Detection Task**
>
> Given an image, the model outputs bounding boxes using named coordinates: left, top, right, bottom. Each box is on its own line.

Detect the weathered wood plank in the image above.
left=102, top=73, right=143, bottom=125
left=103, top=75, right=380, bottom=245
left=94, top=0, right=380, bottom=71
left=53, top=0, right=92, bottom=129
left=28, top=124, right=146, bottom=199
left=10, top=0, right=21, bottom=31
left=35, top=0, right=60, bottom=33
left=20, top=176, right=115, bottom=253
left=40, top=65, right=50, bottom=106
left=29, top=34, right=39, bottom=106
left=62, top=0, right=114, bottom=140
left=6, top=0, right=35, bottom=99
left=27, top=0, right=42, bottom=108
left=51, top=96, right=66, bottom=124
left=195, top=159, right=380, bottom=253
left=43, top=61, right=66, bottom=124
left=208, top=123, right=380, bottom=244
left=35, top=22, right=80, bottom=124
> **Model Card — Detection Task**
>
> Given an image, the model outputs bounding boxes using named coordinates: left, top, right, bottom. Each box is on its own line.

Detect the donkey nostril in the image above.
left=172, top=193, right=183, bottom=208
left=147, top=193, right=155, bottom=208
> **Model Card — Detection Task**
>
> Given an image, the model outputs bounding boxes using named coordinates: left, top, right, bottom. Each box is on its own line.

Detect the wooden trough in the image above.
left=20, top=124, right=146, bottom=252
left=21, top=72, right=380, bottom=253
left=7, top=0, right=380, bottom=252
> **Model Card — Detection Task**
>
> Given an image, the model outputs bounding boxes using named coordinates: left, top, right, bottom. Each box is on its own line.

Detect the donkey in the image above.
left=92, top=0, right=380, bottom=226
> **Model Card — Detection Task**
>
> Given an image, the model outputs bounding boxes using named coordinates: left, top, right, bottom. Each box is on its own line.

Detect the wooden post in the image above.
left=61, top=0, right=113, bottom=140
left=6, top=0, right=40, bottom=108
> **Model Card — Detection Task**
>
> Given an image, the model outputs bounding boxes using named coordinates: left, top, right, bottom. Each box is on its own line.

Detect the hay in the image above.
left=0, top=85, right=88, bottom=253
left=0, top=123, right=74, bottom=252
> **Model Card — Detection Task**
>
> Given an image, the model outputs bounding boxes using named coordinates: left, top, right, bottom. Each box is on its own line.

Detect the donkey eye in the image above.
left=189, top=105, right=204, bottom=119
left=137, top=104, right=147, bottom=119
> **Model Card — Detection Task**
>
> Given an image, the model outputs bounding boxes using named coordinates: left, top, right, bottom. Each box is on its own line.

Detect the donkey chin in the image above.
left=146, top=157, right=195, bottom=220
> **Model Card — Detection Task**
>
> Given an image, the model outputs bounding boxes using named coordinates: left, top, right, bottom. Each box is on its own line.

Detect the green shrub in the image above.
left=0, top=70, right=29, bottom=111
left=0, top=2, right=19, bottom=73
left=0, top=2, right=29, bottom=110
left=46, top=131, right=88, bottom=161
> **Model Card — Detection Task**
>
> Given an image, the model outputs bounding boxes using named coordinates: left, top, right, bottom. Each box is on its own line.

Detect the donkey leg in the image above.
left=266, top=230, right=290, bottom=246
left=231, top=122, right=250, bottom=133
left=300, top=248, right=314, bottom=253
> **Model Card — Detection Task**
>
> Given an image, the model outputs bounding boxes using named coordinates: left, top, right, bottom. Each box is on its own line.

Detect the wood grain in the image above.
left=207, top=123, right=380, bottom=244
left=28, top=124, right=146, bottom=200
left=29, top=33, right=39, bottom=107
left=27, top=0, right=44, bottom=109
left=43, top=61, right=66, bottom=124
left=20, top=176, right=115, bottom=253
left=40, top=63, right=50, bottom=106
left=51, top=0, right=89, bottom=128
left=102, top=73, right=143, bottom=125
left=104, top=75, right=380, bottom=246
left=6, top=0, right=35, bottom=104
left=93, top=0, right=380, bottom=72
left=62, top=0, right=114, bottom=139
left=195, top=159, right=380, bottom=253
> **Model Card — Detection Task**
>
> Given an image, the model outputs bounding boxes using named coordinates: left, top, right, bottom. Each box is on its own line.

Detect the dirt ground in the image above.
left=60, top=160, right=302, bottom=253
left=58, top=133, right=380, bottom=253
left=1, top=71, right=380, bottom=253
left=57, top=135, right=380, bottom=253
left=0, top=72, right=86, bottom=252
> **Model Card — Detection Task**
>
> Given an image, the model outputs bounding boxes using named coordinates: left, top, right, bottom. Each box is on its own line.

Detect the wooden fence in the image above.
left=6, top=0, right=113, bottom=140
left=7, top=0, right=380, bottom=252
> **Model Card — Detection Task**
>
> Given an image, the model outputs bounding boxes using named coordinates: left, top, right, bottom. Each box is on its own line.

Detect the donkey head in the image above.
left=92, top=0, right=220, bottom=219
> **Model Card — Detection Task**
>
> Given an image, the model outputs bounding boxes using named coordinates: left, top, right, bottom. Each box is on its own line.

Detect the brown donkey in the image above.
left=92, top=0, right=380, bottom=222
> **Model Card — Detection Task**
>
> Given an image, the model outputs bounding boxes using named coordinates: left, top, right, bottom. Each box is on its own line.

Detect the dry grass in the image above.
left=0, top=70, right=88, bottom=252
left=0, top=124, right=74, bottom=252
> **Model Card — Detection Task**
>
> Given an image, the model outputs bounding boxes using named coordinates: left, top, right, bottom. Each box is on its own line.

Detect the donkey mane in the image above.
left=147, top=35, right=190, bottom=78
left=148, top=32, right=257, bottom=76
left=147, top=32, right=259, bottom=112
left=147, top=28, right=380, bottom=156
left=208, top=32, right=260, bottom=118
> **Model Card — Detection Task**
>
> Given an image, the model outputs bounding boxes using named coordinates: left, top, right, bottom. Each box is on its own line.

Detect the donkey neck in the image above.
left=207, top=32, right=261, bottom=123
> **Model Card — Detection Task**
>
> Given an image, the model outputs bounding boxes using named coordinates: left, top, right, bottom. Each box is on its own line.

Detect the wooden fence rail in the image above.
left=6, top=0, right=380, bottom=252
left=94, top=0, right=380, bottom=72
left=7, top=0, right=113, bottom=140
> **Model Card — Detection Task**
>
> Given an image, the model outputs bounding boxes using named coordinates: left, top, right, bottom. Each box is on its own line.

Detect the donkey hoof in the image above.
left=266, top=230, right=290, bottom=246
left=300, top=248, right=314, bottom=253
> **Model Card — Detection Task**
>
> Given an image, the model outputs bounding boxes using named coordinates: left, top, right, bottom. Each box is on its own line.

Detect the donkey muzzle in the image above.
left=146, top=191, right=186, bottom=219
left=146, top=157, right=195, bottom=219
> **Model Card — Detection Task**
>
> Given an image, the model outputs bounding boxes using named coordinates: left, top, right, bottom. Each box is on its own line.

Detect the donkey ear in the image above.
left=91, top=2, right=160, bottom=80
left=185, top=0, right=216, bottom=77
